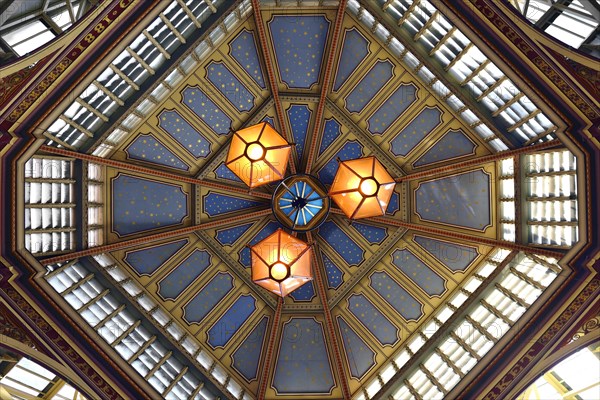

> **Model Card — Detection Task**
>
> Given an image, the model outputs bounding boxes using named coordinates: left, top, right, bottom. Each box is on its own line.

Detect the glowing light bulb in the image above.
left=271, top=262, right=288, bottom=281
left=359, top=178, right=378, bottom=196
left=247, top=143, right=264, bottom=161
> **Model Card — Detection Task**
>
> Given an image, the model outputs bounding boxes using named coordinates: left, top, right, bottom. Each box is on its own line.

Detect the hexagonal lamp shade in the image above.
left=250, top=228, right=313, bottom=297
left=225, top=122, right=291, bottom=188
left=329, top=156, right=396, bottom=219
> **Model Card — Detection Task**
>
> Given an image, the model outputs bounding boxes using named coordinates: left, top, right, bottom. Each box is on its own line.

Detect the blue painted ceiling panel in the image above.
left=318, top=221, right=365, bottom=266
left=351, top=222, right=388, bottom=245
left=207, top=294, right=256, bottom=348
left=182, top=87, right=232, bottom=136
left=337, top=316, right=376, bottom=379
left=347, top=294, right=399, bottom=346
left=158, top=249, right=212, bottom=300
left=345, top=60, right=393, bottom=113
left=207, top=61, right=256, bottom=112
left=124, top=239, right=188, bottom=276
left=183, top=272, right=234, bottom=324
left=230, top=30, right=266, bottom=89
left=125, top=134, right=189, bottom=170
left=367, top=84, right=417, bottom=135
left=273, top=318, right=335, bottom=394
left=334, top=28, right=370, bottom=91
left=216, top=223, right=254, bottom=246
left=231, top=316, right=269, bottom=382
left=287, top=104, right=311, bottom=162
left=112, top=175, right=187, bottom=236
left=414, top=129, right=477, bottom=167
left=158, top=110, right=212, bottom=157
left=322, top=252, right=344, bottom=290
left=319, top=118, right=342, bottom=156
left=269, top=15, right=330, bottom=89
left=370, top=271, right=423, bottom=321
left=390, top=107, right=442, bottom=157
left=392, top=249, right=446, bottom=297
left=415, top=170, right=491, bottom=230
left=289, top=280, right=316, bottom=302
left=414, top=235, right=478, bottom=272
left=203, top=192, right=266, bottom=217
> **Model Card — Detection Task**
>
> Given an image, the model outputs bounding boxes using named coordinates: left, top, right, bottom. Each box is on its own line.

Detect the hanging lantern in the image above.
left=250, top=229, right=312, bottom=297
left=329, top=156, right=396, bottom=219
left=225, top=122, right=291, bottom=188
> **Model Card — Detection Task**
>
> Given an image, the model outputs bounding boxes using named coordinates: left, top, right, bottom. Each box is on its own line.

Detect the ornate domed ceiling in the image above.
left=3, top=0, right=598, bottom=399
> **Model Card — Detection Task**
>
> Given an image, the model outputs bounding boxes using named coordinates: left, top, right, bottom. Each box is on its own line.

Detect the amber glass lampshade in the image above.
left=225, top=122, right=291, bottom=188
left=329, top=156, right=396, bottom=219
left=250, top=229, right=312, bottom=297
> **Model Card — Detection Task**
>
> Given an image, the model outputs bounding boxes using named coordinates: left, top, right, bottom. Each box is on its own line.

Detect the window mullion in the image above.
left=144, top=351, right=173, bottom=380
left=143, top=30, right=171, bottom=59
left=494, top=283, right=530, bottom=308
left=448, top=332, right=480, bottom=361
left=77, top=288, right=110, bottom=312
left=60, top=273, right=94, bottom=295
left=161, top=366, right=189, bottom=397
left=93, top=80, right=125, bottom=106
left=159, top=14, right=186, bottom=44
left=95, top=304, right=126, bottom=329
left=128, top=336, right=157, bottom=363
left=419, top=363, right=448, bottom=396
left=434, top=348, right=465, bottom=378
left=111, top=320, right=141, bottom=346
left=175, top=0, right=202, bottom=28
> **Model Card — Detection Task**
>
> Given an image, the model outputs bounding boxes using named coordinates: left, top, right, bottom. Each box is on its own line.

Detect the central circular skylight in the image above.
left=272, top=174, right=330, bottom=232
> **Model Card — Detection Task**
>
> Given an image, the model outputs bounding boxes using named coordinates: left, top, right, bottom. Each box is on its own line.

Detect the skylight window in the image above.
left=42, top=0, right=249, bottom=153
left=0, top=1, right=84, bottom=60
left=45, top=256, right=247, bottom=400
left=2, top=20, right=56, bottom=56
left=0, top=356, right=88, bottom=399
left=511, top=0, right=599, bottom=50
left=24, top=157, right=75, bottom=255
left=525, top=150, right=578, bottom=247
left=373, top=0, right=558, bottom=147
left=517, top=344, right=600, bottom=399
left=354, top=250, right=560, bottom=399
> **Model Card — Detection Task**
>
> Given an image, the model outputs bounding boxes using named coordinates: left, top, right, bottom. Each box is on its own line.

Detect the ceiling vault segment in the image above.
left=195, top=98, right=276, bottom=180
left=324, top=101, right=405, bottom=177
left=257, top=297, right=283, bottom=400
left=40, top=209, right=273, bottom=265
left=196, top=230, right=278, bottom=308
left=358, top=0, right=518, bottom=150
left=250, top=0, right=296, bottom=174
left=305, top=0, right=348, bottom=174
left=78, top=0, right=242, bottom=155
left=395, top=138, right=561, bottom=182
left=372, top=251, right=519, bottom=400
left=359, top=212, right=566, bottom=259
left=327, top=226, right=407, bottom=308
left=39, top=144, right=272, bottom=199
left=307, top=233, right=352, bottom=400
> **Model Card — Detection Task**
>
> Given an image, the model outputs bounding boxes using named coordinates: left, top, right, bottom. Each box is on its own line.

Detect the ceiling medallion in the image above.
left=272, top=174, right=330, bottom=232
